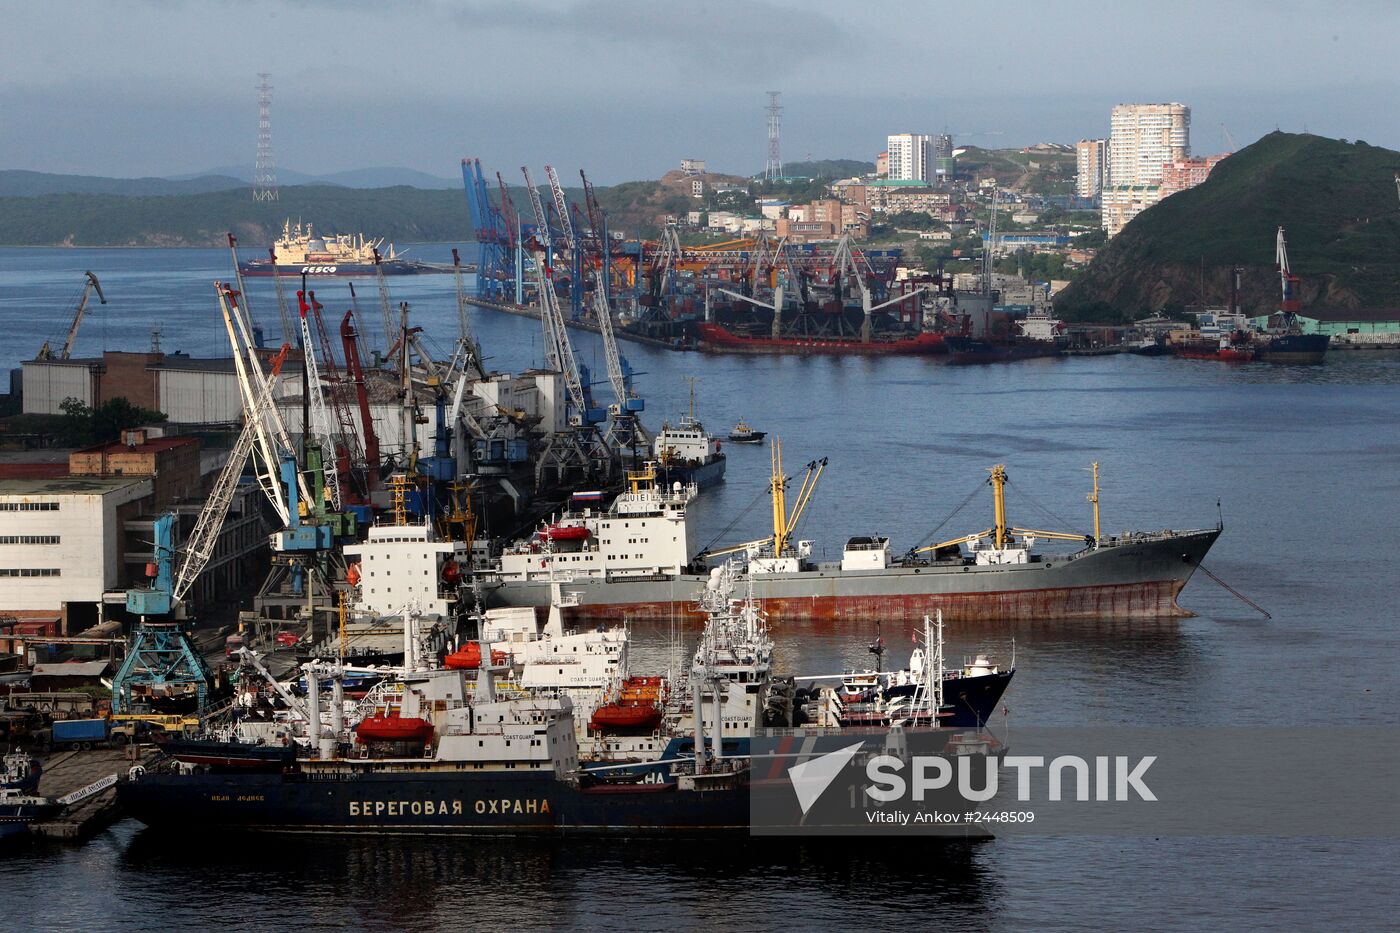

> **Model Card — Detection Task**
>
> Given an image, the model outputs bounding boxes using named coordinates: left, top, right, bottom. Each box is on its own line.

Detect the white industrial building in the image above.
left=0, top=475, right=153, bottom=626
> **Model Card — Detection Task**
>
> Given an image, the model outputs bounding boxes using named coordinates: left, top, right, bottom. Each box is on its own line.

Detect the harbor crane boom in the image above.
left=523, top=173, right=591, bottom=423
left=172, top=344, right=292, bottom=602
left=39, top=271, right=106, bottom=360
left=580, top=168, right=648, bottom=444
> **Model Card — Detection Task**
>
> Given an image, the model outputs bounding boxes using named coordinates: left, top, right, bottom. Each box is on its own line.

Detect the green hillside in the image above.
left=1056, top=132, right=1400, bottom=320
left=0, top=186, right=471, bottom=247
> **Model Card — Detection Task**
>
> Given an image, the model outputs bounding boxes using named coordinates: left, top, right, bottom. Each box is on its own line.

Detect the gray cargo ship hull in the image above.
left=482, top=529, right=1221, bottom=624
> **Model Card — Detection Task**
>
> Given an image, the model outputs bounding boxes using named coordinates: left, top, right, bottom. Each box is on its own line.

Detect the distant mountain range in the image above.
left=0, top=165, right=461, bottom=198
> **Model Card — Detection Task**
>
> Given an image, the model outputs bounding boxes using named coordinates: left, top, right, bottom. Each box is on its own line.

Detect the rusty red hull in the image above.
left=485, top=528, right=1222, bottom=626
left=552, top=579, right=1190, bottom=626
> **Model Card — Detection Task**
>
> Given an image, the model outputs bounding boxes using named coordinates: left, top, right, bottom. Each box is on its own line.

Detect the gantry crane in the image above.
left=37, top=271, right=106, bottom=360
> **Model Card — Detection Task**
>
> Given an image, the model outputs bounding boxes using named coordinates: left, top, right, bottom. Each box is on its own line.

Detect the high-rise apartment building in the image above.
left=1107, top=103, right=1190, bottom=186
left=886, top=133, right=933, bottom=182
left=1075, top=139, right=1107, bottom=199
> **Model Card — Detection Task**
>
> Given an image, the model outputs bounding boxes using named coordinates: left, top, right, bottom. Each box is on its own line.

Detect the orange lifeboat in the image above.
left=443, top=643, right=509, bottom=670
left=544, top=523, right=589, bottom=542
left=589, top=703, right=663, bottom=734
left=355, top=713, right=434, bottom=744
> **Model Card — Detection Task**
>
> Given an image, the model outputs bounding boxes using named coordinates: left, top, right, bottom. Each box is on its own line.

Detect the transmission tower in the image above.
left=765, top=91, right=783, bottom=182
left=254, top=73, right=278, bottom=203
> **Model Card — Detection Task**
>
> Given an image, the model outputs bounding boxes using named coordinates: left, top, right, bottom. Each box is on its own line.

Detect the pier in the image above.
left=31, top=747, right=158, bottom=841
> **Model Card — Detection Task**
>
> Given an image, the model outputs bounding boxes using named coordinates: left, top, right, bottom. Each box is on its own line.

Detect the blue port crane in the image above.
left=461, top=157, right=511, bottom=301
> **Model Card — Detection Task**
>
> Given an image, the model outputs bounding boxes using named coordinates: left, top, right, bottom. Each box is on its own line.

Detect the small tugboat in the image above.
left=727, top=420, right=766, bottom=444
left=0, top=751, right=42, bottom=793
left=0, top=785, right=61, bottom=841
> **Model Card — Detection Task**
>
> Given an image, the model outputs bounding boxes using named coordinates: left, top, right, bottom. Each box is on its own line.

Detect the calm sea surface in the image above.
left=1, top=246, right=1397, bottom=930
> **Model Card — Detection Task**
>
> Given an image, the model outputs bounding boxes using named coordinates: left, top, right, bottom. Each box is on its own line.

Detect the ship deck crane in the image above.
left=698, top=439, right=826, bottom=561
left=38, top=271, right=106, bottom=360
left=909, top=464, right=1099, bottom=557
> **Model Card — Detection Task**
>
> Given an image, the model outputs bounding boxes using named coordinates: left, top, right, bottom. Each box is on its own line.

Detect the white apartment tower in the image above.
left=1107, top=103, right=1190, bottom=186
left=886, top=133, right=933, bottom=182
left=1075, top=139, right=1107, bottom=198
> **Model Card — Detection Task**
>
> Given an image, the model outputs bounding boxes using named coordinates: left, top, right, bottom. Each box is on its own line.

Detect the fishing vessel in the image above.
left=653, top=386, right=726, bottom=490
left=236, top=220, right=441, bottom=277
left=483, top=453, right=1221, bottom=624
left=0, top=752, right=42, bottom=793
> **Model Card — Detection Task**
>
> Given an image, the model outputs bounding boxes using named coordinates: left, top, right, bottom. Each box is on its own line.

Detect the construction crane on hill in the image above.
left=37, top=271, right=106, bottom=360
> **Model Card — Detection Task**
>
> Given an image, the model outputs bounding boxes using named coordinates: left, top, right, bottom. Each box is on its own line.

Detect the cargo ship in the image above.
left=237, top=220, right=442, bottom=277
left=1257, top=226, right=1329, bottom=363
left=945, top=310, right=1066, bottom=364
left=696, top=322, right=947, bottom=355
left=482, top=453, right=1221, bottom=624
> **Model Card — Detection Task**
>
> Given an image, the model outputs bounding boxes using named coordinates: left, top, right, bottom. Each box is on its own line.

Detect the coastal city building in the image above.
left=1107, top=103, right=1191, bottom=187
left=886, top=133, right=932, bottom=182
left=1159, top=154, right=1229, bottom=198
left=680, top=159, right=706, bottom=175
left=1075, top=138, right=1107, bottom=199
left=1100, top=185, right=1161, bottom=237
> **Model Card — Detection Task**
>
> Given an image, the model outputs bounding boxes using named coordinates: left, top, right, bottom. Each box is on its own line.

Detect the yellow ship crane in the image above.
left=911, top=463, right=1101, bottom=557
left=698, top=437, right=827, bottom=561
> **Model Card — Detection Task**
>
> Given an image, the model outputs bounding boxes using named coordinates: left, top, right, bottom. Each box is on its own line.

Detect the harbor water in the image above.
left=1, top=247, right=1398, bottom=929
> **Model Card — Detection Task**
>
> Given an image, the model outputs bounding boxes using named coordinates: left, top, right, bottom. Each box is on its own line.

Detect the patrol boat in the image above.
left=117, top=644, right=750, bottom=834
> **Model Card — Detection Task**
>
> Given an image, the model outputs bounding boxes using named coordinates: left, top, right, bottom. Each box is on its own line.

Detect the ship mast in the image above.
left=770, top=439, right=788, bottom=557
left=1088, top=461, right=1101, bottom=543
left=990, top=464, right=1008, bottom=550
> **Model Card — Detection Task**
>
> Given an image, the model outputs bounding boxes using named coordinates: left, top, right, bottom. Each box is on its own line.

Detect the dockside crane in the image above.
left=296, top=294, right=343, bottom=510
left=116, top=341, right=295, bottom=714
left=37, top=271, right=106, bottom=361
left=461, top=157, right=512, bottom=301
left=580, top=168, right=648, bottom=446
left=523, top=167, right=597, bottom=425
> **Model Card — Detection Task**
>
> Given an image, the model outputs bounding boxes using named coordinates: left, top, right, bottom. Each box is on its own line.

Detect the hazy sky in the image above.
left=3, top=0, right=1398, bottom=184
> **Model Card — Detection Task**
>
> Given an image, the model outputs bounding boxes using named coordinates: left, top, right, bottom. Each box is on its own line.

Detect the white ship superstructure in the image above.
left=344, top=520, right=470, bottom=617
left=494, top=467, right=694, bottom=584
left=271, top=219, right=398, bottom=265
